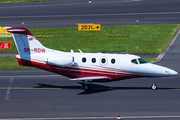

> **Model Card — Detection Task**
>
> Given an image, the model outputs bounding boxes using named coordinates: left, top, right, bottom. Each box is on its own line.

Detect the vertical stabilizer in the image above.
left=7, top=27, right=51, bottom=55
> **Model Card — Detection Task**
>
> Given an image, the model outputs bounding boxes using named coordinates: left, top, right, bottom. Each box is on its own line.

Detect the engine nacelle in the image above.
left=47, top=56, right=74, bottom=66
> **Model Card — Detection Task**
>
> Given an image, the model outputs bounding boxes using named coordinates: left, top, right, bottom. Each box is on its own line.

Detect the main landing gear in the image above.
left=151, top=77, right=157, bottom=90
left=82, top=80, right=90, bottom=90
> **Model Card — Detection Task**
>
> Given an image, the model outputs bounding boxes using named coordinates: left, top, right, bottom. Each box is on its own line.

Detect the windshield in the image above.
left=131, top=58, right=148, bottom=64
left=138, top=58, right=148, bottom=64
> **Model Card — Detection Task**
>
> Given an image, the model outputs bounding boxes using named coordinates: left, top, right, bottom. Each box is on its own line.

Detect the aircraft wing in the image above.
left=70, top=76, right=111, bottom=81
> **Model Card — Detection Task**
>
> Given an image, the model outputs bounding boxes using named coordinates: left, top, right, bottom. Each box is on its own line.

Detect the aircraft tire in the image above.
left=151, top=84, right=157, bottom=90
left=82, top=84, right=90, bottom=90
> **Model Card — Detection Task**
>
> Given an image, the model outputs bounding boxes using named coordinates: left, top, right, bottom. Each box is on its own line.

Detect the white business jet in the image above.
left=7, top=27, right=178, bottom=90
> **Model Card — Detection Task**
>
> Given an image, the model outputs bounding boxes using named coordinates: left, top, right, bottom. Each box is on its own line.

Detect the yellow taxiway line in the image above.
left=0, top=87, right=180, bottom=90
left=1, top=115, right=180, bottom=120
left=0, top=87, right=62, bottom=90
left=0, top=11, right=180, bottom=18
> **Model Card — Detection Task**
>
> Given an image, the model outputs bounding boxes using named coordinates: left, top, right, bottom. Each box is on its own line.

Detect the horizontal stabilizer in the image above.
left=7, top=27, right=34, bottom=36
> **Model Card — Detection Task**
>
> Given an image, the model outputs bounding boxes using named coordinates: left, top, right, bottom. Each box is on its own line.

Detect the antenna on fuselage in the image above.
left=71, top=50, right=74, bottom=53
left=78, top=49, right=83, bottom=53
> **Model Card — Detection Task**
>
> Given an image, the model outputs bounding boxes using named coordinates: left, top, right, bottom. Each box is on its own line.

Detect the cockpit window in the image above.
left=138, top=58, right=148, bottom=64
left=131, top=59, right=138, bottom=64
left=131, top=58, right=148, bottom=64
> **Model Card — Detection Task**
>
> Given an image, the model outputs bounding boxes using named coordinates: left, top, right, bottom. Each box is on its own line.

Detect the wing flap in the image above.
left=70, top=76, right=111, bottom=81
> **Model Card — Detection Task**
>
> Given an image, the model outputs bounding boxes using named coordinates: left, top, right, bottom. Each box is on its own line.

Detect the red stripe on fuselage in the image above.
left=16, top=58, right=144, bottom=81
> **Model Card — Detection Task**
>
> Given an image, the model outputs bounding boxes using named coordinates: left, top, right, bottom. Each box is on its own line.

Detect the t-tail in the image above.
left=7, top=27, right=52, bottom=55
left=7, top=27, right=54, bottom=66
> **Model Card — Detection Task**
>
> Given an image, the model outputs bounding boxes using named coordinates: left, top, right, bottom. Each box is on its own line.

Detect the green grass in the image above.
left=1, top=24, right=179, bottom=54
left=0, top=24, right=179, bottom=70
left=144, top=58, right=157, bottom=63
left=0, top=57, right=155, bottom=70
left=0, top=0, right=53, bottom=4
left=0, top=57, right=36, bottom=70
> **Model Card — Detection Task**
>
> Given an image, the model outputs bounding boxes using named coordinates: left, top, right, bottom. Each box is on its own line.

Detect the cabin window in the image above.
left=111, top=58, right=115, bottom=64
left=100, top=57, right=108, bottom=65
left=101, top=58, right=106, bottom=64
left=92, top=58, right=96, bottom=63
left=138, top=58, right=148, bottom=64
left=131, top=59, right=138, bottom=64
left=82, top=57, right=86, bottom=63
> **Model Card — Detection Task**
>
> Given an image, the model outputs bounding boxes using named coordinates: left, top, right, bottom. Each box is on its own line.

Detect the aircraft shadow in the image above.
left=35, top=82, right=178, bottom=95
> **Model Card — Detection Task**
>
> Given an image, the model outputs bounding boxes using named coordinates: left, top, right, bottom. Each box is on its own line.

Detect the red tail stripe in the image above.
left=7, top=27, right=34, bottom=36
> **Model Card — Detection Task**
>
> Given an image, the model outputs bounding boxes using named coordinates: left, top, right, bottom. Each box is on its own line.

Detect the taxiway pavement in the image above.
left=0, top=0, right=180, bottom=28
left=0, top=34, right=180, bottom=119
left=0, top=68, right=180, bottom=119
left=0, top=0, right=180, bottom=119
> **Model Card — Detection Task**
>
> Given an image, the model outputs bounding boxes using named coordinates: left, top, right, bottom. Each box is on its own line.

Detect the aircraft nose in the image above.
left=164, top=68, right=178, bottom=76
left=152, top=64, right=178, bottom=77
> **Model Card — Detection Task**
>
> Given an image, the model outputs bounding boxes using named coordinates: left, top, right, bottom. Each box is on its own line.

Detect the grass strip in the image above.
left=0, top=57, right=36, bottom=70
left=0, top=0, right=53, bottom=4
left=0, top=24, right=179, bottom=54
left=144, top=58, right=156, bottom=63
left=0, top=57, right=155, bottom=70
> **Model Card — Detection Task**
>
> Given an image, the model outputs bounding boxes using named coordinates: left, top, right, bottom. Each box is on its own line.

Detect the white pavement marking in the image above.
left=4, top=78, right=13, bottom=100
left=155, top=27, right=180, bottom=62
left=0, top=75, right=60, bottom=78
left=1, top=116, right=180, bottom=120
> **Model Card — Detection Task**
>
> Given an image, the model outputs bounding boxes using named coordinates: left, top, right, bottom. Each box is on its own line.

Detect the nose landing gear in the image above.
left=151, top=78, right=157, bottom=90
left=151, top=83, right=157, bottom=90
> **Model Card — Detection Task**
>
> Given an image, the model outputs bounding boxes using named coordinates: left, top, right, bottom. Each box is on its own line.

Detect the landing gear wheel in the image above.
left=151, top=84, right=157, bottom=90
left=82, top=84, right=90, bottom=90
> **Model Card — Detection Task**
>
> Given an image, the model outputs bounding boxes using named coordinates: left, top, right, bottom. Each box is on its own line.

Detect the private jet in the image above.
left=7, top=27, right=178, bottom=90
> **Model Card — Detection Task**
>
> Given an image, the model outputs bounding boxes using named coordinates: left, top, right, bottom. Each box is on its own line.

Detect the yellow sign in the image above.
left=78, top=24, right=101, bottom=31
left=0, top=27, right=12, bottom=35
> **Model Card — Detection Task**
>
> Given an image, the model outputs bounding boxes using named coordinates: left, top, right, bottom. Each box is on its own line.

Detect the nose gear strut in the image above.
left=151, top=77, right=157, bottom=90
